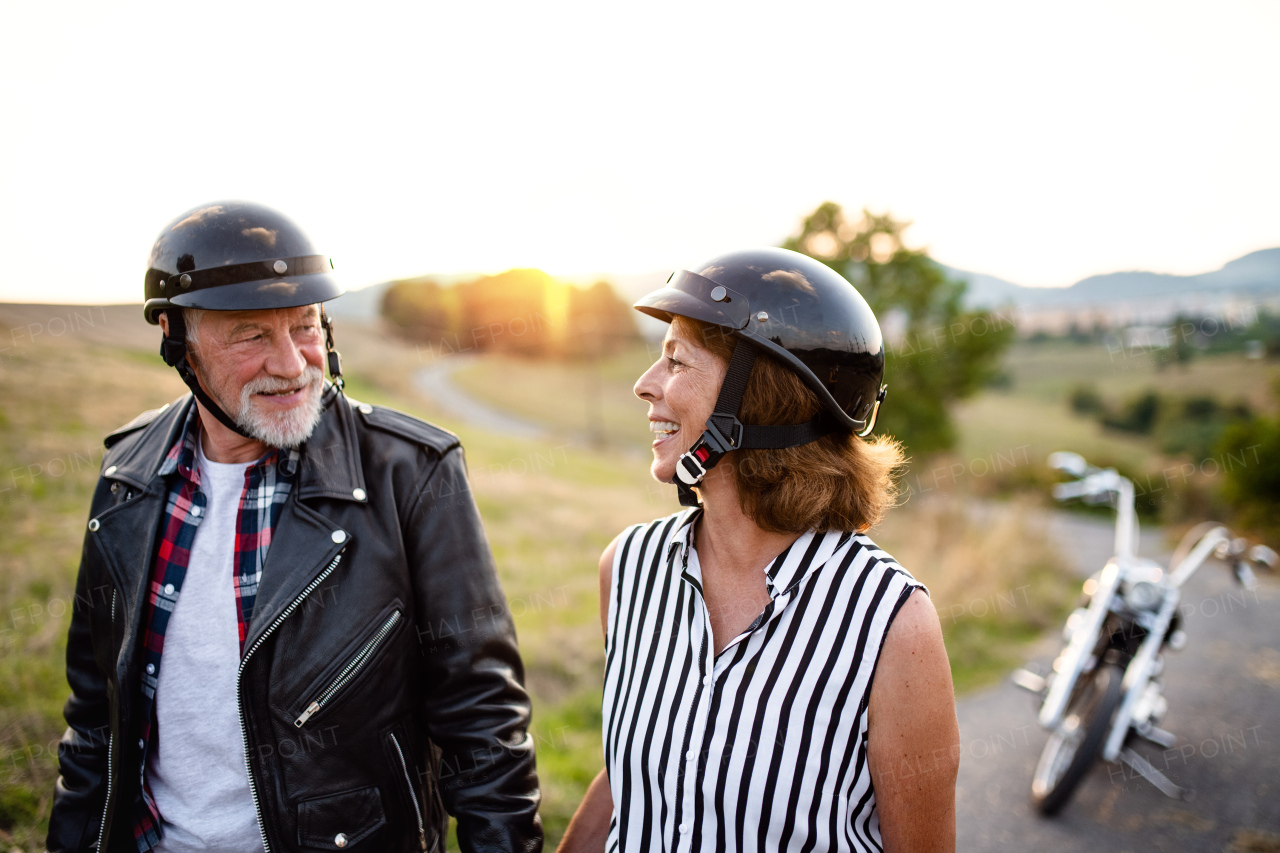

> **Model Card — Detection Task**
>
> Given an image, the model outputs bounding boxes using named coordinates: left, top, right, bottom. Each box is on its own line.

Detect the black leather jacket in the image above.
left=47, top=391, right=542, bottom=853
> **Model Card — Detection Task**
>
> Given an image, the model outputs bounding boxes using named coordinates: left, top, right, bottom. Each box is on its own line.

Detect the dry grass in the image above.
left=872, top=495, right=1076, bottom=693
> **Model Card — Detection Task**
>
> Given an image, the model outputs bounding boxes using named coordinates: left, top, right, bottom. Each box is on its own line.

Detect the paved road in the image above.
left=413, top=356, right=549, bottom=439
left=955, top=517, right=1280, bottom=851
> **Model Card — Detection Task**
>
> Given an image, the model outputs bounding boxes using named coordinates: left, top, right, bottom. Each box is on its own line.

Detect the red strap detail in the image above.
left=695, top=446, right=711, bottom=463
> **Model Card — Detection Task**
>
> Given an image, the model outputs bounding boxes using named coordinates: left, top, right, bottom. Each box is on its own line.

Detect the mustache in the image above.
left=241, top=365, right=325, bottom=398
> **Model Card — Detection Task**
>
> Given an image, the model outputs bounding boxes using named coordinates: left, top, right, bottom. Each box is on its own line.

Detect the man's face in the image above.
left=185, top=304, right=327, bottom=448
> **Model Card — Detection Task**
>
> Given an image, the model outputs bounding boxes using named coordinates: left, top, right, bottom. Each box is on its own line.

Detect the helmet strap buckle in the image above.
left=321, top=308, right=344, bottom=390
left=671, top=343, right=757, bottom=506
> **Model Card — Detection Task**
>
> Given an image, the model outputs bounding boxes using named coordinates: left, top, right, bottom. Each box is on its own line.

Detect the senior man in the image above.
left=47, top=202, right=542, bottom=853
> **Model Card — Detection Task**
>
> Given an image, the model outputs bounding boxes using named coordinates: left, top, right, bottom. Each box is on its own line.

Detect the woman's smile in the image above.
left=648, top=419, right=680, bottom=447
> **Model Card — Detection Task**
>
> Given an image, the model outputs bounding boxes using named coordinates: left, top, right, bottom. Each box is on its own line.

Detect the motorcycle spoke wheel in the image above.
left=1031, top=663, right=1125, bottom=816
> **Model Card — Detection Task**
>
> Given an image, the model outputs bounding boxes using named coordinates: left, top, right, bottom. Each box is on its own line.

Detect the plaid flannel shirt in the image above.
left=129, top=406, right=298, bottom=851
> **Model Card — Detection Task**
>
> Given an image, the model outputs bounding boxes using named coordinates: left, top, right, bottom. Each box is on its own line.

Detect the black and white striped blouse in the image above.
left=602, top=508, right=925, bottom=853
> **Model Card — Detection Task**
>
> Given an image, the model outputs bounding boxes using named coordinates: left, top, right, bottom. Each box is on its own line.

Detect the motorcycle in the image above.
left=1011, top=451, right=1276, bottom=816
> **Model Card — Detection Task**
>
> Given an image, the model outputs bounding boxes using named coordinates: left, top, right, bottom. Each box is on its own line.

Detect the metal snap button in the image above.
left=710, top=285, right=728, bottom=302
left=110, top=483, right=120, bottom=494
left=104, top=465, right=118, bottom=477
left=88, top=519, right=100, bottom=531
left=755, top=311, right=769, bottom=322
left=334, top=832, right=348, bottom=848
left=358, top=403, right=373, bottom=414
left=332, top=529, right=347, bottom=544
left=352, top=488, right=366, bottom=501
left=273, top=260, right=288, bottom=274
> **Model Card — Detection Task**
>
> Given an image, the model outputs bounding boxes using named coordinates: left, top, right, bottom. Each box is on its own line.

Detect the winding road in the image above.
left=414, top=355, right=549, bottom=440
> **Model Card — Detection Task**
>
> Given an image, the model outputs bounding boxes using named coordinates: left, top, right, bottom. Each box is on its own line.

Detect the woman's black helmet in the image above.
left=634, top=247, right=887, bottom=504
left=143, top=201, right=345, bottom=437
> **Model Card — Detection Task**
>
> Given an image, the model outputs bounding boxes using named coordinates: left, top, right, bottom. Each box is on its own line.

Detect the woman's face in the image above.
left=633, top=322, right=728, bottom=484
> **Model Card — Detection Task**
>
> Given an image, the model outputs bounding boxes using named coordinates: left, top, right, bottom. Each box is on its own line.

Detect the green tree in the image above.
left=1216, top=415, right=1280, bottom=540
left=1215, top=379, right=1280, bottom=540
left=782, top=202, right=1015, bottom=455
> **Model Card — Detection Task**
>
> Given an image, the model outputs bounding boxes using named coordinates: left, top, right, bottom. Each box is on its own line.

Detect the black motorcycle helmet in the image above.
left=634, top=247, right=887, bottom=505
left=143, top=201, right=345, bottom=437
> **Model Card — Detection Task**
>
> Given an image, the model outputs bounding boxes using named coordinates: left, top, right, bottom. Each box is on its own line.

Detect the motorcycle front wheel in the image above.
left=1030, top=663, right=1125, bottom=816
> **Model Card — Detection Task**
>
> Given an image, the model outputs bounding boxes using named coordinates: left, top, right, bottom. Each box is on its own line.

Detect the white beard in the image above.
left=229, top=365, right=325, bottom=449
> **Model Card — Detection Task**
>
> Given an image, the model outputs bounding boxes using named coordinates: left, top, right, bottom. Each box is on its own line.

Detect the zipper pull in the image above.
left=294, top=701, right=320, bottom=728
left=418, top=828, right=428, bottom=851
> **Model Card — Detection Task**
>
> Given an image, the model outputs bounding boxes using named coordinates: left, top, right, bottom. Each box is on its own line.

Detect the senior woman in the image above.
left=559, top=248, right=959, bottom=853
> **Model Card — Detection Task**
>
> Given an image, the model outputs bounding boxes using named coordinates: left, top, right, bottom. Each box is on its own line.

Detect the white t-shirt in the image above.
left=148, top=444, right=266, bottom=853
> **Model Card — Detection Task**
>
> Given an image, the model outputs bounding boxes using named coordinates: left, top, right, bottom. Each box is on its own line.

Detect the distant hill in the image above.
left=324, top=280, right=390, bottom=322
left=946, top=247, right=1280, bottom=309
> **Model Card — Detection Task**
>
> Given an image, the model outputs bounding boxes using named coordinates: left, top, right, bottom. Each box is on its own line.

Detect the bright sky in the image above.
left=2, top=0, right=1277, bottom=303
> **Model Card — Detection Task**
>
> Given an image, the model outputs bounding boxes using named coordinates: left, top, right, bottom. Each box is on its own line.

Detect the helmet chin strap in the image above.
left=320, top=307, right=344, bottom=390
left=160, top=308, right=254, bottom=438
left=674, top=340, right=837, bottom=507
left=160, top=306, right=346, bottom=440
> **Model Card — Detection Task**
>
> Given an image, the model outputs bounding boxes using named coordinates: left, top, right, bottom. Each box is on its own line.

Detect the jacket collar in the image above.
left=109, top=388, right=367, bottom=502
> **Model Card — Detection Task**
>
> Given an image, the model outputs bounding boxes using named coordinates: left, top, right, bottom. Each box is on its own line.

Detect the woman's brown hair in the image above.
left=673, top=316, right=905, bottom=534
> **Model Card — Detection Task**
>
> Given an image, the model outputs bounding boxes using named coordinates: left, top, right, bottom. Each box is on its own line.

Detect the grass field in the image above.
left=1003, top=339, right=1280, bottom=413
left=19, top=309, right=1253, bottom=849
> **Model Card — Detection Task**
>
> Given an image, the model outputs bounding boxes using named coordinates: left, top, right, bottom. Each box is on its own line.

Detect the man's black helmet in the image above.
left=144, top=201, right=345, bottom=438
left=634, top=247, right=888, bottom=505
left=143, top=201, right=342, bottom=324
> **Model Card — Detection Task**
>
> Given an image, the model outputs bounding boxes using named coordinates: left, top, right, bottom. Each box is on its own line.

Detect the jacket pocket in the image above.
left=294, top=607, right=403, bottom=727
left=296, top=786, right=386, bottom=850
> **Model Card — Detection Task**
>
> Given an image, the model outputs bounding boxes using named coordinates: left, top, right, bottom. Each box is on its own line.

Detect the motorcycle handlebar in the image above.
left=1051, top=469, right=1120, bottom=503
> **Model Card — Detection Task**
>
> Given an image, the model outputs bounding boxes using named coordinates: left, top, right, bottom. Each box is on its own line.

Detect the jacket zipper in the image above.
left=96, top=732, right=114, bottom=851
left=294, top=609, right=402, bottom=727
left=97, top=587, right=119, bottom=850
left=237, top=549, right=345, bottom=853
left=389, top=732, right=428, bottom=852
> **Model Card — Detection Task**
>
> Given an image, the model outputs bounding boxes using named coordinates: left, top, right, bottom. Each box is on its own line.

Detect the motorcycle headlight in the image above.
left=1125, top=580, right=1163, bottom=611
